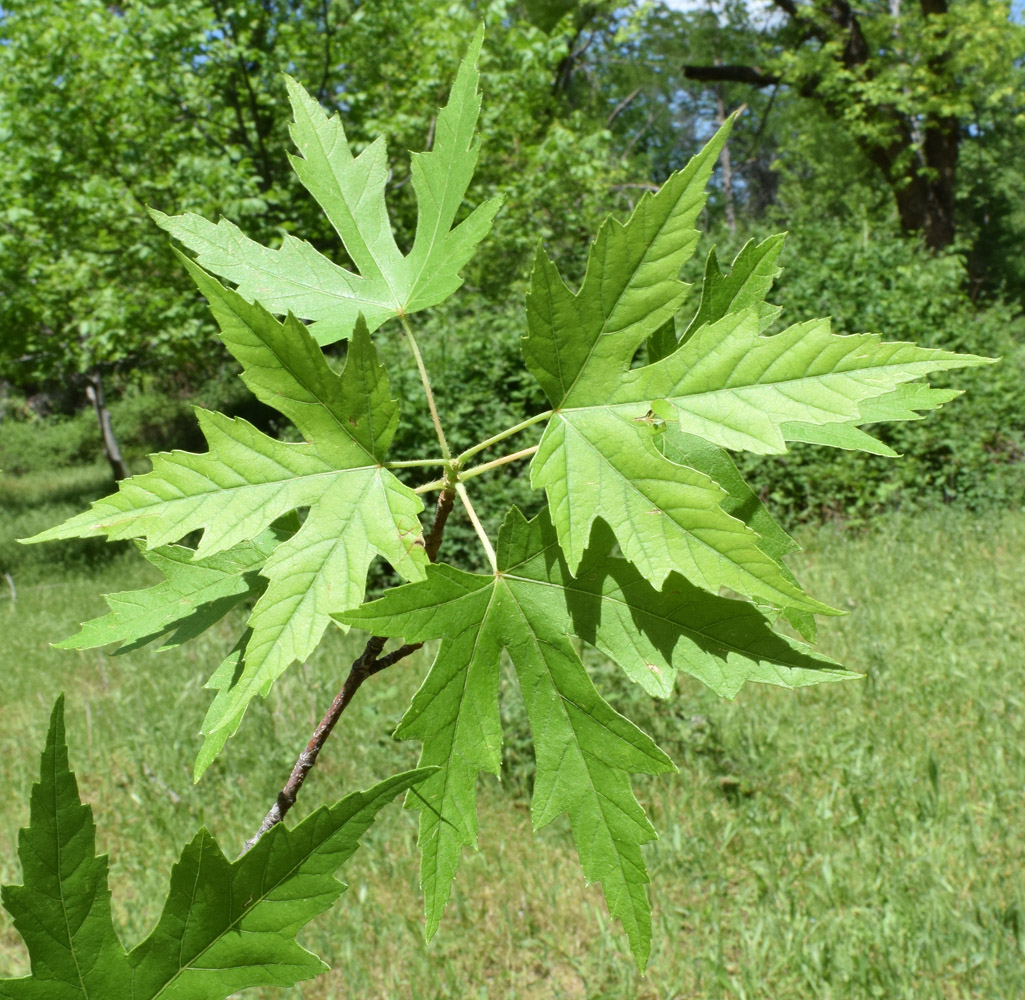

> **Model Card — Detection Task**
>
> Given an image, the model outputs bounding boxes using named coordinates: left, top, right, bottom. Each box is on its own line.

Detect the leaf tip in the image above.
left=49, top=693, right=67, bottom=735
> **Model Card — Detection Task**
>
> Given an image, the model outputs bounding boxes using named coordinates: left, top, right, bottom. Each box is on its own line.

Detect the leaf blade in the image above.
left=531, top=409, right=835, bottom=612
left=127, top=769, right=431, bottom=1000
left=0, top=698, right=130, bottom=999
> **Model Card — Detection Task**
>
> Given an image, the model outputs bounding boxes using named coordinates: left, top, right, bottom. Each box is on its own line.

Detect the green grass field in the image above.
left=1, top=480, right=1023, bottom=998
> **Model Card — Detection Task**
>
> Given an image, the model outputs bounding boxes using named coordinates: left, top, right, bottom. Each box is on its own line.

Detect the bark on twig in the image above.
left=240, top=484, right=456, bottom=854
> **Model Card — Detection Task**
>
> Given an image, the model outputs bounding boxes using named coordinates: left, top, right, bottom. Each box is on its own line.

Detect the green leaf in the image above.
left=341, top=508, right=848, bottom=962
left=152, top=28, right=501, bottom=345
left=26, top=280, right=427, bottom=767
left=0, top=697, right=130, bottom=1000
left=520, top=121, right=829, bottom=610
left=339, top=509, right=707, bottom=969
left=629, top=309, right=992, bottom=456
left=523, top=128, right=991, bottom=610
left=54, top=533, right=279, bottom=654
left=550, top=515, right=851, bottom=699
left=0, top=698, right=432, bottom=999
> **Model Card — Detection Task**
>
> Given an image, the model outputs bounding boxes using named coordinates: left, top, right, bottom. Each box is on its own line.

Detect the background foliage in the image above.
left=2, top=0, right=1021, bottom=533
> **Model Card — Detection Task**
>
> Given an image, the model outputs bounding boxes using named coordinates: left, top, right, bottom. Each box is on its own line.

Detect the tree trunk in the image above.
left=85, top=369, right=130, bottom=481
left=858, top=115, right=958, bottom=251
left=892, top=143, right=957, bottom=249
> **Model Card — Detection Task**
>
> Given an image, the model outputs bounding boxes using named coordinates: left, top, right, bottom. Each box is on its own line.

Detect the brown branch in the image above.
left=770, top=0, right=800, bottom=18
left=422, top=484, right=455, bottom=562
left=240, top=483, right=457, bottom=854
left=683, top=64, right=781, bottom=87
left=606, top=86, right=641, bottom=126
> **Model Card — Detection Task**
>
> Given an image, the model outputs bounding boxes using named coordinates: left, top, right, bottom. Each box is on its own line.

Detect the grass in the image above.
left=1, top=502, right=1024, bottom=998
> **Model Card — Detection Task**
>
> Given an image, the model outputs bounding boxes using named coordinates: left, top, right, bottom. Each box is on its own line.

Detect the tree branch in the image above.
left=607, top=86, right=641, bottom=126
left=240, top=483, right=457, bottom=855
left=770, top=0, right=800, bottom=18
left=683, top=65, right=781, bottom=87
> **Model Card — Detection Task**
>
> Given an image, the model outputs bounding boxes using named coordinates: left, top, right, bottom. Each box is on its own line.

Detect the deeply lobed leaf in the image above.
left=338, top=508, right=850, bottom=966
left=524, top=157, right=992, bottom=614
left=152, top=28, right=501, bottom=345
left=0, top=698, right=432, bottom=1000
left=26, top=277, right=427, bottom=774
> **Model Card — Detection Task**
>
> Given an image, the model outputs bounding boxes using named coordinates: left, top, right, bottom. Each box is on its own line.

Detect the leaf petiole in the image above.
left=413, top=445, right=539, bottom=495
left=457, top=409, right=552, bottom=465
left=414, top=477, right=447, bottom=495
left=456, top=482, right=497, bottom=571
left=459, top=445, right=539, bottom=483
left=400, top=313, right=451, bottom=460
left=384, top=458, right=449, bottom=469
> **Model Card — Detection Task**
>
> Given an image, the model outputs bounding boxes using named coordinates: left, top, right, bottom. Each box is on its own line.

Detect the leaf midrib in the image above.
left=501, top=587, right=652, bottom=946
left=420, top=583, right=500, bottom=930
left=137, top=830, right=336, bottom=1000
left=556, top=173, right=706, bottom=408
left=298, top=118, right=403, bottom=308
left=107, top=465, right=367, bottom=520
left=51, top=747, right=91, bottom=997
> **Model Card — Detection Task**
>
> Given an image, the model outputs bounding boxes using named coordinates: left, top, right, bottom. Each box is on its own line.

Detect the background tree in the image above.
left=677, top=0, right=1025, bottom=259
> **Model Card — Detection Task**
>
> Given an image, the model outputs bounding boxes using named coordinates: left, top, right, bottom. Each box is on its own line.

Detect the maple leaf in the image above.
left=0, top=696, right=432, bottom=1000
left=337, top=508, right=849, bottom=966
left=54, top=526, right=290, bottom=654
left=151, top=28, right=501, bottom=345
left=523, top=137, right=992, bottom=607
left=648, top=236, right=811, bottom=637
left=521, top=120, right=828, bottom=611
left=25, top=266, right=427, bottom=771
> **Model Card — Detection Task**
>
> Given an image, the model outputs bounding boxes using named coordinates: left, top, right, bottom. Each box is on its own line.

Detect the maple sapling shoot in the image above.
left=15, top=27, right=993, bottom=977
